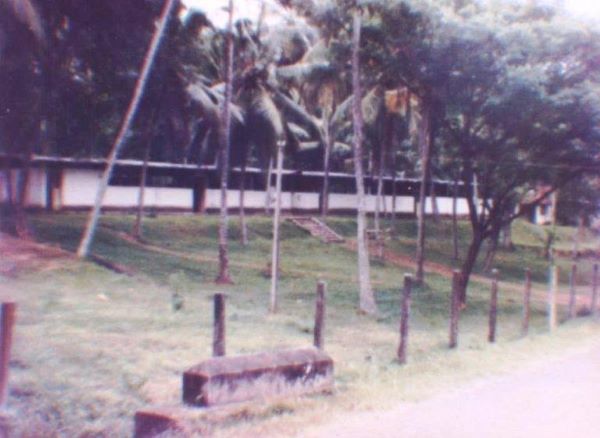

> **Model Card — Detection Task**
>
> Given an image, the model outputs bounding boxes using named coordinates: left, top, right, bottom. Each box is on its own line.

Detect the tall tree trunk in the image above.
left=215, top=0, right=235, bottom=284
left=452, top=179, right=459, bottom=261
left=132, top=143, right=151, bottom=240
left=239, top=161, right=248, bottom=246
left=374, top=143, right=384, bottom=233
left=430, top=178, right=439, bottom=222
left=76, top=0, right=177, bottom=258
left=132, top=99, right=161, bottom=240
left=14, top=157, right=33, bottom=239
left=264, top=157, right=273, bottom=214
left=415, top=101, right=431, bottom=285
left=572, top=215, right=584, bottom=259
left=351, top=10, right=377, bottom=315
left=391, top=170, right=397, bottom=222
left=320, top=118, right=332, bottom=218
left=269, top=140, right=285, bottom=313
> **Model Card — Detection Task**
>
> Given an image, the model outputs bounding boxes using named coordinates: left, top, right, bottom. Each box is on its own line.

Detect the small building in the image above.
left=1, top=154, right=471, bottom=216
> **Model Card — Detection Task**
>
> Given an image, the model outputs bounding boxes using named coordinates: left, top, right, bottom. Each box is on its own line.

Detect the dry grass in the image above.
left=0, top=213, right=598, bottom=436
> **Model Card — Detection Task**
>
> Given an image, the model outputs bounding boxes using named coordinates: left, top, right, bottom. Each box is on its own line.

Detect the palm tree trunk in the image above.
left=374, top=143, right=384, bottom=233
left=391, top=171, right=397, bottom=222
left=430, top=178, right=439, bottom=222
left=132, top=143, right=151, bottom=240
left=265, top=157, right=273, bottom=214
left=269, top=140, right=284, bottom=313
left=132, top=99, right=161, bottom=240
left=415, top=101, right=431, bottom=285
left=320, top=119, right=332, bottom=218
left=215, top=0, right=235, bottom=284
left=239, top=161, right=248, bottom=246
left=352, top=10, right=377, bottom=315
left=76, top=0, right=177, bottom=258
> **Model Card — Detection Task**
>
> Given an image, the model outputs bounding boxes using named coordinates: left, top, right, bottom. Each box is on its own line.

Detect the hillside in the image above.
left=0, top=213, right=599, bottom=436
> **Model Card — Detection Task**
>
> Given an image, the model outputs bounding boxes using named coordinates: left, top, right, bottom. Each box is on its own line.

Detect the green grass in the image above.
left=2, top=212, right=600, bottom=436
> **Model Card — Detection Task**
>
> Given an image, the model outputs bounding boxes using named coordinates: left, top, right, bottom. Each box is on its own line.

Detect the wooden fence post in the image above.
left=488, top=269, right=499, bottom=343
left=449, top=270, right=460, bottom=349
left=522, top=268, right=532, bottom=336
left=314, top=281, right=326, bottom=350
left=397, top=274, right=413, bottom=364
left=568, top=264, right=577, bottom=319
left=0, top=302, right=16, bottom=408
left=548, top=265, right=558, bottom=331
left=592, top=264, right=599, bottom=318
left=213, top=294, right=226, bottom=357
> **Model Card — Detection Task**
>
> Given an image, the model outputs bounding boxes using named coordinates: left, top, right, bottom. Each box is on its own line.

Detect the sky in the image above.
left=181, top=0, right=600, bottom=27
left=181, top=0, right=285, bottom=28
left=565, top=0, right=600, bottom=18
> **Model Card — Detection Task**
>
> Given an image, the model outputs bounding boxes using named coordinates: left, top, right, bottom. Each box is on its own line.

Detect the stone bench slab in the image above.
left=183, top=347, right=334, bottom=407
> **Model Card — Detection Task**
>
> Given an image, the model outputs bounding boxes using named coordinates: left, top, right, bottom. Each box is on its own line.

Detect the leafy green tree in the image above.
left=438, top=4, right=600, bottom=303
left=0, top=0, right=44, bottom=237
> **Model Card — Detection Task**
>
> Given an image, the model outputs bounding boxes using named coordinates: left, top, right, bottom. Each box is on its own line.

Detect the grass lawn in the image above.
left=1, top=212, right=599, bottom=436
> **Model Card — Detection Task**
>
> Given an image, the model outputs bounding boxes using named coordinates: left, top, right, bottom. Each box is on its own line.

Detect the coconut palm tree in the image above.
left=351, top=9, right=377, bottom=315
left=215, top=0, right=235, bottom=284
left=77, top=0, right=178, bottom=258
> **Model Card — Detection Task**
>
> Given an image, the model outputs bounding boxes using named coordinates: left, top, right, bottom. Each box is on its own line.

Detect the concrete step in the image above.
left=287, top=217, right=345, bottom=244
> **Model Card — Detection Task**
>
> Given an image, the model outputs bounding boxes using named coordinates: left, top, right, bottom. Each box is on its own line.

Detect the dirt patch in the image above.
left=0, top=233, right=73, bottom=278
left=345, top=238, right=588, bottom=308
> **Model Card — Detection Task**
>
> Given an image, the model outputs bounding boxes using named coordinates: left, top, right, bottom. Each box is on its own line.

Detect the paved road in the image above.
left=309, top=343, right=600, bottom=438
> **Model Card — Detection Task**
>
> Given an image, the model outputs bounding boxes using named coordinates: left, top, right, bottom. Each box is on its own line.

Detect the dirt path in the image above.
left=307, top=340, right=600, bottom=438
left=0, top=233, right=71, bottom=276
left=346, top=239, right=587, bottom=308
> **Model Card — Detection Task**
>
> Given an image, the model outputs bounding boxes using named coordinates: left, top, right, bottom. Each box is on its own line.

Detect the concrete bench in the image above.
left=183, top=347, right=334, bottom=407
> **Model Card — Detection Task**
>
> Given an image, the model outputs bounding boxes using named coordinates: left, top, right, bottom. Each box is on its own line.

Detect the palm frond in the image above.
left=273, top=91, right=325, bottom=144
left=275, top=62, right=335, bottom=86
left=244, top=87, right=285, bottom=164
left=187, top=83, right=221, bottom=123
left=187, top=81, right=244, bottom=126
left=330, top=86, right=384, bottom=134
left=362, top=86, right=385, bottom=127
left=287, top=122, right=311, bottom=141
left=300, top=38, right=329, bottom=64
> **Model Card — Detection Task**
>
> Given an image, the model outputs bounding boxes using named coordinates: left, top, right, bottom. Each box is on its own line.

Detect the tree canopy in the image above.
left=3, top=0, right=600, bottom=302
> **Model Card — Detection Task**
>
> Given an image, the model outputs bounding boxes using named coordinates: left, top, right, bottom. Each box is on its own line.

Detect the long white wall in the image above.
left=0, top=168, right=47, bottom=207
left=204, top=189, right=321, bottom=210
left=424, top=197, right=470, bottom=216
left=6, top=167, right=472, bottom=215
left=62, top=169, right=192, bottom=209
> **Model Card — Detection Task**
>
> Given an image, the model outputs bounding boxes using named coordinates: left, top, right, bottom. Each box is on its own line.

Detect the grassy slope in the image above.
left=2, top=213, right=599, bottom=436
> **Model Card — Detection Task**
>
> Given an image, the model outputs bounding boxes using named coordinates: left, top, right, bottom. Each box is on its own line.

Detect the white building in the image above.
left=1, top=155, right=471, bottom=216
